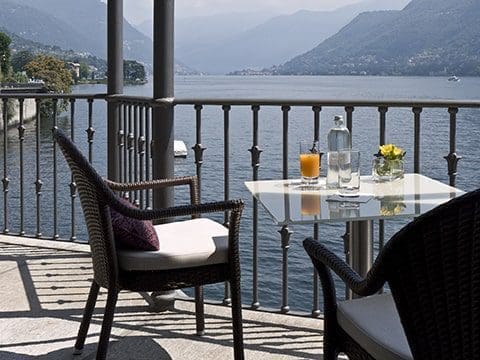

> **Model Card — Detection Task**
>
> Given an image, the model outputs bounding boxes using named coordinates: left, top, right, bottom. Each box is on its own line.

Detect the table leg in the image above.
left=279, top=225, right=292, bottom=313
left=346, top=220, right=374, bottom=299
left=312, top=223, right=321, bottom=317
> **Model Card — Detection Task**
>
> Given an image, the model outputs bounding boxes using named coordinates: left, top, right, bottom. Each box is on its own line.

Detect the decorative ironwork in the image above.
left=87, top=98, right=95, bottom=163
left=444, top=107, right=462, bottom=186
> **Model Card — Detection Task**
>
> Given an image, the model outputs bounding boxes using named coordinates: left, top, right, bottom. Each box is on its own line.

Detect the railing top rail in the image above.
left=2, top=92, right=480, bottom=109
left=105, top=94, right=174, bottom=107
left=105, top=95, right=480, bottom=108
left=171, top=98, right=480, bottom=108
left=0, top=93, right=107, bottom=100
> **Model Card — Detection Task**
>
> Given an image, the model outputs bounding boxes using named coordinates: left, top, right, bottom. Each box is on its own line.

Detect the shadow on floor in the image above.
left=0, top=241, right=323, bottom=359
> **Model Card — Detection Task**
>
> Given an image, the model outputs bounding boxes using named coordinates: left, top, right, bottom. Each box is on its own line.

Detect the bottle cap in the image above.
left=334, top=115, right=344, bottom=125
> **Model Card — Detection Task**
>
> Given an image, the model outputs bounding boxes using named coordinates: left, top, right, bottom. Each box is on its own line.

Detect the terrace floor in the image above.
left=0, top=235, right=325, bottom=359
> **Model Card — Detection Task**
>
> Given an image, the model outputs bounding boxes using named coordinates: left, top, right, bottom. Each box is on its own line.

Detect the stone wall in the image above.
left=0, top=98, right=37, bottom=131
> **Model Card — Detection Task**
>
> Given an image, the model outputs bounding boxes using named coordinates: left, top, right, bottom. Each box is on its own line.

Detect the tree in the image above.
left=79, top=62, right=89, bottom=79
left=124, top=60, right=146, bottom=83
left=0, top=32, right=11, bottom=79
left=24, top=54, right=72, bottom=94
left=11, top=50, right=35, bottom=73
left=24, top=54, right=72, bottom=115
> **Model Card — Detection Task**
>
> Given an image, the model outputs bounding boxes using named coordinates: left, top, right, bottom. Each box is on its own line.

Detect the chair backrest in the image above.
left=380, top=188, right=480, bottom=359
left=53, top=128, right=118, bottom=289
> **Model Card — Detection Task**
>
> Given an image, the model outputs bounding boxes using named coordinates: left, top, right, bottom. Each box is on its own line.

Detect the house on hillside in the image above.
left=66, top=62, right=80, bottom=78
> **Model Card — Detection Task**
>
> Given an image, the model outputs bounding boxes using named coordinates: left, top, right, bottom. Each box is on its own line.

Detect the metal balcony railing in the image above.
left=1, top=92, right=480, bottom=316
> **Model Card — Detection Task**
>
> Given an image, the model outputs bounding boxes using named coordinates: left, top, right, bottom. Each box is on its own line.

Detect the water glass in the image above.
left=299, top=140, right=320, bottom=185
left=339, top=150, right=360, bottom=195
left=326, top=151, right=339, bottom=189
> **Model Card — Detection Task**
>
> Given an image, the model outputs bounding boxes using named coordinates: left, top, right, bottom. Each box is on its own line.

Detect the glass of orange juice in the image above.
left=301, top=192, right=321, bottom=215
left=299, top=140, right=320, bottom=185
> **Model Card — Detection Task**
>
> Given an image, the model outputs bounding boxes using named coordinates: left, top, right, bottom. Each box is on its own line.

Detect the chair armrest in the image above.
left=303, top=237, right=386, bottom=297
left=106, top=192, right=243, bottom=222
left=104, top=176, right=199, bottom=205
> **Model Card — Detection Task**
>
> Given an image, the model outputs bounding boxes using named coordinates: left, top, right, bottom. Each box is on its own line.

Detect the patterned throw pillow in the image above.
left=109, top=197, right=159, bottom=251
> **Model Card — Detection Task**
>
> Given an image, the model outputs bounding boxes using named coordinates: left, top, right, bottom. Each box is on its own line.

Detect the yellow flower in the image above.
left=379, top=144, right=394, bottom=156
left=379, top=144, right=405, bottom=160
left=393, top=147, right=403, bottom=157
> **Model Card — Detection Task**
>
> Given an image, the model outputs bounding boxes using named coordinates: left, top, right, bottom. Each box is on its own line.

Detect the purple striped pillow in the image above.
left=109, top=197, right=159, bottom=251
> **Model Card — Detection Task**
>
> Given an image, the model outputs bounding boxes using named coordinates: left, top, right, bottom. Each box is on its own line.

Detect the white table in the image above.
left=245, top=174, right=464, bottom=304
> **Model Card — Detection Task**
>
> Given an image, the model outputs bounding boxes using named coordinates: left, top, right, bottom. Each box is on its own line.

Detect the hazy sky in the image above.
left=124, top=0, right=362, bottom=24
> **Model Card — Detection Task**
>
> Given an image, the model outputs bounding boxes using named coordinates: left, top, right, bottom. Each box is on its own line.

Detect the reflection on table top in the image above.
left=245, top=174, right=464, bottom=225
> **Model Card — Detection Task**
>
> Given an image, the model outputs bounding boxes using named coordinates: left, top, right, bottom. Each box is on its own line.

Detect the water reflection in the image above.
left=328, top=201, right=360, bottom=219
left=378, top=195, right=406, bottom=216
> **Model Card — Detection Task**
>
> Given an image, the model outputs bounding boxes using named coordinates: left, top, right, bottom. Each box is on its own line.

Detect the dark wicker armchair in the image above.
left=53, top=129, right=245, bottom=360
left=304, top=188, right=480, bottom=360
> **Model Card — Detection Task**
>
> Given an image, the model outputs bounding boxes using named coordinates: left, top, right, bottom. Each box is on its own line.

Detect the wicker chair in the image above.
left=304, top=188, right=480, bottom=360
left=53, top=128, right=245, bottom=360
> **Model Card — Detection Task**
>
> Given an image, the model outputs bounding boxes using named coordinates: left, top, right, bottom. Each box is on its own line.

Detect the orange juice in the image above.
left=300, top=153, right=320, bottom=178
left=301, top=193, right=321, bottom=215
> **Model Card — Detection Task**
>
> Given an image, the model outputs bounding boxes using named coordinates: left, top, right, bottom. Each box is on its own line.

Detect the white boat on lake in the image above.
left=174, top=140, right=188, bottom=158
left=448, top=75, right=460, bottom=82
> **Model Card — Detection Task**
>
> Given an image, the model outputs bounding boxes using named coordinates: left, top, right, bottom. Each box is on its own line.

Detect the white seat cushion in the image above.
left=117, top=218, right=229, bottom=271
left=337, top=293, right=413, bottom=360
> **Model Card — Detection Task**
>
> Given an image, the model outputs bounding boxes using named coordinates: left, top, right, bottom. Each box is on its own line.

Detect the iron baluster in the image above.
left=282, top=105, right=290, bottom=179
left=123, top=103, right=128, bottom=190
left=413, top=107, right=422, bottom=174
left=133, top=104, right=139, bottom=205
left=127, top=104, right=134, bottom=200
left=18, top=98, right=25, bottom=235
left=280, top=225, right=292, bottom=314
left=2, top=98, right=9, bottom=234
left=70, top=99, right=77, bottom=241
left=223, top=104, right=231, bottom=305
left=86, top=98, right=95, bottom=163
left=139, top=105, right=146, bottom=207
left=35, top=99, right=43, bottom=237
left=248, top=104, right=262, bottom=310
left=378, top=106, right=388, bottom=252
left=192, top=104, right=206, bottom=198
left=117, top=103, right=124, bottom=184
left=343, top=106, right=355, bottom=280
left=280, top=105, right=291, bottom=313
left=444, top=107, right=462, bottom=186
left=145, top=106, right=151, bottom=209
left=52, top=99, right=59, bottom=239
left=345, top=106, right=354, bottom=142
left=312, top=105, right=321, bottom=317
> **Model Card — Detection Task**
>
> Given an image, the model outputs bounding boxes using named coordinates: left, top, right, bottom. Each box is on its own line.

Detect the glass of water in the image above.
left=338, top=150, right=360, bottom=196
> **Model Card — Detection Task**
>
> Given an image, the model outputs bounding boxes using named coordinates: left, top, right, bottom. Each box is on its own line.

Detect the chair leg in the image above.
left=195, top=286, right=205, bottom=336
left=74, top=281, right=100, bottom=355
left=96, top=288, right=119, bottom=360
left=229, top=277, right=245, bottom=360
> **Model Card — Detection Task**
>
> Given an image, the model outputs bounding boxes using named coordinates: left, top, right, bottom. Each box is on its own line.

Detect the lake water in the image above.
left=2, top=75, right=480, bottom=312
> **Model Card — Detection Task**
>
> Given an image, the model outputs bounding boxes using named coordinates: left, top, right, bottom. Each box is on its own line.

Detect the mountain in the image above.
left=278, top=0, right=480, bottom=76
left=136, top=11, right=273, bottom=43
left=3, top=0, right=153, bottom=64
left=3, top=28, right=107, bottom=74
left=0, top=0, right=90, bottom=52
left=174, top=0, right=409, bottom=74
left=136, top=19, right=153, bottom=40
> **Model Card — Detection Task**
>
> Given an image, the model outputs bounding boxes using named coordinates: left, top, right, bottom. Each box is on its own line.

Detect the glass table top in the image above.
left=245, top=174, right=464, bottom=225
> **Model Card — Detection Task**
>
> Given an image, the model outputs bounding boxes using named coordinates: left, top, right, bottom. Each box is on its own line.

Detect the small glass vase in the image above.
left=372, top=157, right=404, bottom=182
